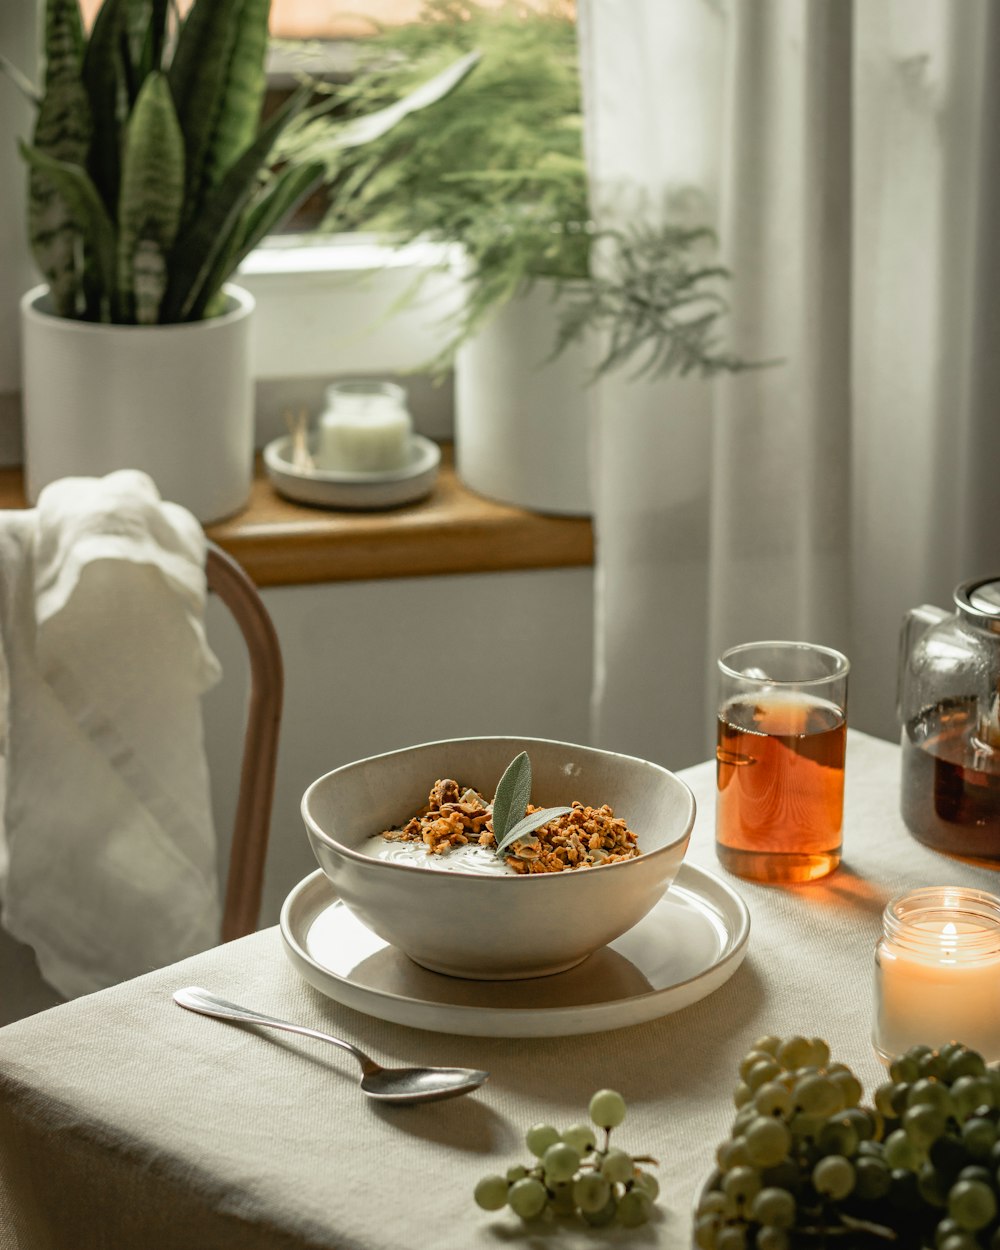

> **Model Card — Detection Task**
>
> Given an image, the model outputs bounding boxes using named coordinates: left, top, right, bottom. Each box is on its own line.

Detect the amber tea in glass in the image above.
left=715, top=641, right=849, bottom=884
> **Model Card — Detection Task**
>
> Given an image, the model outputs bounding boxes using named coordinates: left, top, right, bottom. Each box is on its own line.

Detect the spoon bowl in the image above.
left=173, top=986, right=488, bottom=1105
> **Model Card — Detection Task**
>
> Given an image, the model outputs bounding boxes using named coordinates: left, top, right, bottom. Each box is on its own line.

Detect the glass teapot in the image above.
left=898, top=576, right=1000, bottom=857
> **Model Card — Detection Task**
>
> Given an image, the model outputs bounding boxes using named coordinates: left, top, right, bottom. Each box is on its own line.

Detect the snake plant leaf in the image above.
left=187, top=160, right=324, bottom=320
left=490, top=752, right=534, bottom=847
left=494, top=806, right=574, bottom=859
left=118, top=72, right=184, bottom=323
left=19, top=141, right=117, bottom=319
left=29, top=0, right=91, bottom=316
left=0, top=53, right=41, bottom=107
left=81, top=0, right=129, bottom=217
left=168, top=0, right=271, bottom=223
left=161, top=84, right=310, bottom=321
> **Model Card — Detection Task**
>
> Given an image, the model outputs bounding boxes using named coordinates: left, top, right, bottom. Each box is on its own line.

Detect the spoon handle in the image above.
left=173, top=986, right=375, bottom=1073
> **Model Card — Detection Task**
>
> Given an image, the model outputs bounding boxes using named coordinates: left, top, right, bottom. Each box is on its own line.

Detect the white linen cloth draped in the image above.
left=0, top=470, right=222, bottom=999
left=577, top=0, right=1000, bottom=768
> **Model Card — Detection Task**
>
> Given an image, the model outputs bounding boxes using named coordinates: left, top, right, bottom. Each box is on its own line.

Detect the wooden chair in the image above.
left=205, top=540, right=283, bottom=942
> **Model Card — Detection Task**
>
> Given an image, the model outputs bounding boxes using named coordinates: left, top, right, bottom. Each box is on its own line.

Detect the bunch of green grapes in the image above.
left=474, top=1088, right=659, bottom=1228
left=695, top=1036, right=1000, bottom=1250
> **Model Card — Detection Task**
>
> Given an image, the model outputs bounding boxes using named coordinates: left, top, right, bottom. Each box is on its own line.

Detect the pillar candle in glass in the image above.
left=317, top=381, right=413, bottom=473
left=873, top=886, right=1000, bottom=1063
left=715, top=640, right=849, bottom=884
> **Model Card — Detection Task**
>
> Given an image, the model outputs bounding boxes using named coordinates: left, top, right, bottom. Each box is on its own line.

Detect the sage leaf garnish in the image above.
left=491, top=751, right=572, bottom=858
left=490, top=751, right=534, bottom=847
left=495, top=806, right=573, bottom=858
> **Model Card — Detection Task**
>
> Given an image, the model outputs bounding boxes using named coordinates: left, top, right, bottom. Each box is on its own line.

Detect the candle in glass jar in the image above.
left=317, top=381, right=412, bottom=473
left=873, top=886, right=1000, bottom=1062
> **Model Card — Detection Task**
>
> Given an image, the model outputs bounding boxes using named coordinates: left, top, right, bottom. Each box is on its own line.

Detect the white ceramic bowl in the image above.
left=301, top=736, right=696, bottom=980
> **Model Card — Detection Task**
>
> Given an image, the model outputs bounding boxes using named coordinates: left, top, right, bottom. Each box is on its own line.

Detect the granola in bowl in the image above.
left=377, top=777, right=641, bottom=873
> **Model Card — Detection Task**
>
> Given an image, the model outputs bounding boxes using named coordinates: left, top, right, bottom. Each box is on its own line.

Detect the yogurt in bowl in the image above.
left=301, top=736, right=695, bottom=981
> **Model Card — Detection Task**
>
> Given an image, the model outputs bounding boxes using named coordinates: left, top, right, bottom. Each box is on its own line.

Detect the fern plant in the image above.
left=7, top=0, right=477, bottom=326
left=280, top=0, right=751, bottom=381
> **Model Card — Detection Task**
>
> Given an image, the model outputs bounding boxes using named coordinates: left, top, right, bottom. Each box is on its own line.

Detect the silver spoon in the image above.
left=173, top=986, right=489, bottom=1105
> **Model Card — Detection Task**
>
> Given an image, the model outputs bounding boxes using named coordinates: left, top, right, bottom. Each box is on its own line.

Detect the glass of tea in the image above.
left=715, top=641, right=850, bottom=884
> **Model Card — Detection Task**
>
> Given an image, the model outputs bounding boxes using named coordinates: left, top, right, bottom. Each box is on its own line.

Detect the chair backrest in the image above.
left=205, top=541, right=283, bottom=941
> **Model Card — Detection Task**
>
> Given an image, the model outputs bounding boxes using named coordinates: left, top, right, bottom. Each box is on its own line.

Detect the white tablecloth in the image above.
left=1, top=730, right=997, bottom=1250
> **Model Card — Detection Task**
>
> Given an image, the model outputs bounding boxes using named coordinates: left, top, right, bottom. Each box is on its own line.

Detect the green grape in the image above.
left=600, top=1147, right=634, bottom=1184
left=588, top=1089, right=627, bottom=1130
left=561, top=1122, right=596, bottom=1155
left=788, top=1112, right=825, bottom=1142
left=919, top=1051, right=949, bottom=1081
left=634, top=1170, right=660, bottom=1201
left=930, top=1133, right=971, bottom=1181
left=946, top=1050, right=987, bottom=1083
left=699, top=1190, right=736, bottom=1219
left=743, top=1117, right=791, bottom=1167
left=854, top=1155, right=892, bottom=1201
left=792, top=1074, right=843, bottom=1116
left=776, top=1036, right=814, bottom=1071
left=581, top=1194, right=618, bottom=1228
left=840, top=1107, right=876, bottom=1142
left=753, top=1081, right=792, bottom=1119
left=817, top=1117, right=859, bottom=1158
left=884, top=1128, right=921, bottom=1169
left=549, top=1181, right=577, bottom=1216
left=940, top=1236, right=982, bottom=1250
left=807, top=1038, right=831, bottom=1069
left=906, top=1043, right=935, bottom=1065
left=948, top=1178, right=998, bottom=1231
left=904, top=1103, right=947, bottom=1147
left=716, top=1227, right=748, bottom=1250
left=961, top=1115, right=997, bottom=1158
left=507, top=1177, right=548, bottom=1220
left=829, top=1070, right=863, bottom=1108
left=908, top=1078, right=955, bottom=1115
left=573, top=1172, right=611, bottom=1213
left=747, top=1060, right=783, bottom=1092
left=918, top=1161, right=950, bottom=1208
left=474, top=1175, right=509, bottom=1211
left=874, top=1081, right=902, bottom=1117
left=957, top=1165, right=993, bottom=1186
left=734, top=1082, right=755, bottom=1108
left=951, top=1075, right=995, bottom=1119
left=749, top=1187, right=795, bottom=1229
left=694, top=1216, right=722, bottom=1250
left=740, top=1050, right=776, bottom=1080
left=760, top=1160, right=800, bottom=1193
left=506, top=1164, right=527, bottom=1182
left=717, top=1138, right=752, bottom=1169
left=812, top=1155, right=855, bottom=1200
left=753, top=1035, right=782, bottom=1057
left=936, top=1217, right=963, bottom=1246
left=889, top=1167, right=921, bottom=1211
left=939, top=1042, right=969, bottom=1064
left=756, top=1228, right=789, bottom=1250
left=722, top=1166, right=762, bottom=1208
left=525, top=1123, right=561, bottom=1158
left=541, top=1141, right=580, bottom=1184
left=733, top=1107, right=759, bottom=1137
left=617, top=1189, right=652, bottom=1228
left=890, top=1054, right=921, bottom=1084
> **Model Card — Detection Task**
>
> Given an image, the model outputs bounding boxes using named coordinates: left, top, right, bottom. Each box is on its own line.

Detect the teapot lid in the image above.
left=956, top=576, right=1000, bottom=631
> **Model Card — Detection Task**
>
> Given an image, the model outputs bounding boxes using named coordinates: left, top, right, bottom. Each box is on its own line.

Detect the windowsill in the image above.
left=0, top=447, right=594, bottom=588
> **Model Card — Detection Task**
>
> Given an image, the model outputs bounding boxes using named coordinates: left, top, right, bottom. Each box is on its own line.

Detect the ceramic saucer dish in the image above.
left=263, top=433, right=440, bottom=510
left=280, top=864, right=750, bottom=1038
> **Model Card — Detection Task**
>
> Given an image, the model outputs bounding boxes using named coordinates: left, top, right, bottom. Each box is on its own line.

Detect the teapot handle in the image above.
left=896, top=603, right=949, bottom=725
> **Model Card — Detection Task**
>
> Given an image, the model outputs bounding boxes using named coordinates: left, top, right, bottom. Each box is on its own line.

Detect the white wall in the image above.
left=202, top=566, right=595, bottom=927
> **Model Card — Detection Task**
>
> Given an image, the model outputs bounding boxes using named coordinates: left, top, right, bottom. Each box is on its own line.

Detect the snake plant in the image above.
left=9, top=0, right=479, bottom=326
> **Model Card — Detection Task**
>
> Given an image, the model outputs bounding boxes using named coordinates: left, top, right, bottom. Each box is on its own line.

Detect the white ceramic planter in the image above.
left=454, top=279, right=595, bottom=516
left=20, top=284, right=255, bottom=524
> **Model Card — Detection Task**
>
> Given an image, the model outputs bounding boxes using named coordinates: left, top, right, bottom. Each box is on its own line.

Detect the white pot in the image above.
left=20, top=284, right=255, bottom=524
left=454, top=279, right=595, bottom=516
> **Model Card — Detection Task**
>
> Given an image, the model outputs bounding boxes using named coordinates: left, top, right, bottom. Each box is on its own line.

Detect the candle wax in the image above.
left=317, top=396, right=412, bottom=473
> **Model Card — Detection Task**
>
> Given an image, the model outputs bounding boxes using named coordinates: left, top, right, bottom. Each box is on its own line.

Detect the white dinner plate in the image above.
left=279, top=864, right=750, bottom=1038
left=263, top=433, right=440, bottom=510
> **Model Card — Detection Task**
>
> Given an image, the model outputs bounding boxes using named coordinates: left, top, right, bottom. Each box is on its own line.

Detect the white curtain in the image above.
left=578, top=0, right=1000, bottom=770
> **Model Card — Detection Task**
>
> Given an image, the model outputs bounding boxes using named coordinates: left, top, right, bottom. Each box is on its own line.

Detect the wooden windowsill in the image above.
left=0, top=446, right=594, bottom=588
